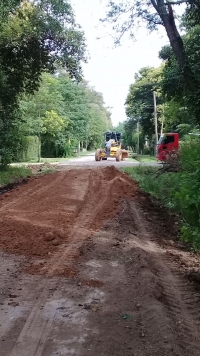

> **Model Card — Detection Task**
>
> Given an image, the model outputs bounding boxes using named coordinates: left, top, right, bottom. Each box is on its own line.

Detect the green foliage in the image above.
left=160, top=25, right=200, bottom=125
left=42, top=111, right=65, bottom=136
left=125, top=66, right=163, bottom=138
left=103, top=1, right=172, bottom=41
left=123, top=66, right=164, bottom=152
left=18, top=72, right=112, bottom=159
left=0, top=166, right=32, bottom=186
left=0, top=117, right=23, bottom=167
left=0, top=0, right=86, bottom=165
left=112, top=121, right=125, bottom=133
left=170, top=139, right=200, bottom=248
left=123, top=138, right=200, bottom=249
left=123, top=166, right=179, bottom=203
left=14, top=136, right=39, bottom=162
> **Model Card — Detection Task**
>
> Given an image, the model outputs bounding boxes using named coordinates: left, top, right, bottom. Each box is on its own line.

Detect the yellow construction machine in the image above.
left=95, top=131, right=128, bottom=162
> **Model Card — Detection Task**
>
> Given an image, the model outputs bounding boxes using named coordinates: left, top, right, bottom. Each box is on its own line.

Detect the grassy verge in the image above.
left=11, top=157, right=71, bottom=165
left=0, top=166, right=32, bottom=187
left=122, top=166, right=179, bottom=205
left=134, top=155, right=157, bottom=163
left=11, top=151, right=94, bottom=165
left=122, top=166, right=200, bottom=250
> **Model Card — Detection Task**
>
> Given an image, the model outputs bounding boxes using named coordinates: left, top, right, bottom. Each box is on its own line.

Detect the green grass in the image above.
left=11, top=157, right=70, bottom=165
left=0, top=166, right=32, bottom=187
left=134, top=155, right=157, bottom=163
left=127, top=157, right=139, bottom=162
left=122, top=166, right=180, bottom=207
left=40, top=157, right=70, bottom=163
left=122, top=166, right=200, bottom=249
left=11, top=151, right=94, bottom=165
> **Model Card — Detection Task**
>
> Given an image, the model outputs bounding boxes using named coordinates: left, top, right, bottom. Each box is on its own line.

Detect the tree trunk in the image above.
left=38, top=135, right=41, bottom=163
left=151, top=0, right=196, bottom=92
left=151, top=1, right=185, bottom=66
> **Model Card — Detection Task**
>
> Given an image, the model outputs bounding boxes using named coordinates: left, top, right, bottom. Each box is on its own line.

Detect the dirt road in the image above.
left=0, top=166, right=200, bottom=356
left=58, top=153, right=160, bottom=168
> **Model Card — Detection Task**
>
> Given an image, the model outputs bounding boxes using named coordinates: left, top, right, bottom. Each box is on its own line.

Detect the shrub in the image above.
left=143, top=147, right=150, bottom=155
left=124, top=137, right=200, bottom=250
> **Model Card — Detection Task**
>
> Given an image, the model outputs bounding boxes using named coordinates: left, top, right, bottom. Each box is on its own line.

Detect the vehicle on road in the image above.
left=156, top=133, right=179, bottom=161
left=95, top=131, right=128, bottom=162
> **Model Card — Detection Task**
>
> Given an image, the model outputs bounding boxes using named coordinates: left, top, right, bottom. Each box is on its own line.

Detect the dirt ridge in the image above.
left=0, top=166, right=200, bottom=355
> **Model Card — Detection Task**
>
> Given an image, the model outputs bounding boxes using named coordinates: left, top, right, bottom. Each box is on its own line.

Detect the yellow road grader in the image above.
left=95, top=131, right=128, bottom=162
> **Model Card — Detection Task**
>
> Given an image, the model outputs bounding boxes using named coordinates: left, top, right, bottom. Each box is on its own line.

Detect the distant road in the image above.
left=58, top=152, right=161, bottom=168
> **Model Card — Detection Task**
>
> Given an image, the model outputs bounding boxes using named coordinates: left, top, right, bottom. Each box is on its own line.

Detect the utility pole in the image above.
left=137, top=120, right=140, bottom=154
left=161, top=104, right=164, bottom=135
left=153, top=91, right=158, bottom=145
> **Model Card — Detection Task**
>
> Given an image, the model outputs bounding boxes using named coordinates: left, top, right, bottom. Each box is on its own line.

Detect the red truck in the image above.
left=156, top=133, right=179, bottom=161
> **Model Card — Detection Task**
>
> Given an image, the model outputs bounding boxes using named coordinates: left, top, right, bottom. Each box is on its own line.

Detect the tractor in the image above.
left=95, top=131, right=128, bottom=162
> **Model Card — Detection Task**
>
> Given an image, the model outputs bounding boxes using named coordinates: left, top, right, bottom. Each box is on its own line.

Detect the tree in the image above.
left=113, top=121, right=125, bottom=133
left=18, top=72, right=112, bottom=159
left=84, top=84, right=112, bottom=148
left=125, top=66, right=163, bottom=140
left=0, top=0, right=86, bottom=165
left=160, top=24, right=200, bottom=125
left=103, top=0, right=198, bottom=91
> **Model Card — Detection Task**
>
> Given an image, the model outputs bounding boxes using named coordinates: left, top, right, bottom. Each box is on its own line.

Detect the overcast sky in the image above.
left=71, top=0, right=169, bottom=126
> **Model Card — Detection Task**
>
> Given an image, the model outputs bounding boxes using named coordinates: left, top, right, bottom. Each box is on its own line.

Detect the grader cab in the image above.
left=95, top=131, right=128, bottom=162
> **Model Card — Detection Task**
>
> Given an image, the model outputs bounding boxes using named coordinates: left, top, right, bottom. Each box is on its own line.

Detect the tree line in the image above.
left=107, top=0, right=200, bottom=246
left=0, top=0, right=111, bottom=166
left=18, top=72, right=112, bottom=160
left=105, top=0, right=200, bottom=151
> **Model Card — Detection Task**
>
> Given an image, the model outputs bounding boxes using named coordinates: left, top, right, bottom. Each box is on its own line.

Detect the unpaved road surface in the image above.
left=58, top=153, right=160, bottom=169
left=0, top=166, right=200, bottom=356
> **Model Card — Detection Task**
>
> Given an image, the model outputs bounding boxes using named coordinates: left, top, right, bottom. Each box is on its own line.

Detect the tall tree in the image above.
left=103, top=0, right=198, bottom=91
left=160, top=24, right=200, bottom=125
left=125, top=66, right=163, bottom=139
left=0, top=0, right=86, bottom=165
left=18, top=72, right=112, bottom=159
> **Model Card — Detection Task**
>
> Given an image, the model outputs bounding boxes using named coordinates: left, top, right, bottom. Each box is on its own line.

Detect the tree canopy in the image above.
left=0, top=0, right=86, bottom=164
left=18, top=72, right=112, bottom=159
left=103, top=0, right=200, bottom=91
left=125, top=66, right=163, bottom=143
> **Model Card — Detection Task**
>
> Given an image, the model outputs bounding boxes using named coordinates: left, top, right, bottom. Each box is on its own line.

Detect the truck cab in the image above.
left=156, top=133, right=179, bottom=161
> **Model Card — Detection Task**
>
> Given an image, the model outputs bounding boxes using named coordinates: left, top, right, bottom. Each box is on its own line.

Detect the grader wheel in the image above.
left=116, top=149, right=122, bottom=162
left=95, top=149, right=101, bottom=161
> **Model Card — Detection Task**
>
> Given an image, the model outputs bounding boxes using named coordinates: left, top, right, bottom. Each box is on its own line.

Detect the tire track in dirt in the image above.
left=1, top=166, right=200, bottom=355
left=9, top=279, right=60, bottom=356
left=0, top=170, right=93, bottom=355
left=76, top=197, right=200, bottom=355
left=0, top=167, right=138, bottom=356
left=41, top=167, right=136, bottom=276
left=0, top=254, right=59, bottom=356
left=128, top=200, right=200, bottom=355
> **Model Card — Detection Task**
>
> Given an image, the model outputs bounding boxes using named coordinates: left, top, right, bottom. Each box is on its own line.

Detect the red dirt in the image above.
left=0, top=167, right=138, bottom=275
left=81, top=279, right=105, bottom=287
left=1, top=166, right=200, bottom=356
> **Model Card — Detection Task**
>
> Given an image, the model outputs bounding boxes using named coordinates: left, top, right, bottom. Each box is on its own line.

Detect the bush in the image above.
left=123, top=137, right=200, bottom=250
left=0, top=166, right=32, bottom=186
left=123, top=166, right=180, bottom=207
left=14, top=136, right=39, bottom=162
left=172, top=138, right=200, bottom=248
left=143, top=147, right=150, bottom=155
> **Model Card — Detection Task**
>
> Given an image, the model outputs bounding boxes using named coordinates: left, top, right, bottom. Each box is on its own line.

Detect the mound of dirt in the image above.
left=0, top=167, right=138, bottom=270
left=27, top=162, right=57, bottom=174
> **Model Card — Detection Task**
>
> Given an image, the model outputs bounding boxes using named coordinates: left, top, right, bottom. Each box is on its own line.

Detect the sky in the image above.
left=71, top=0, right=169, bottom=126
